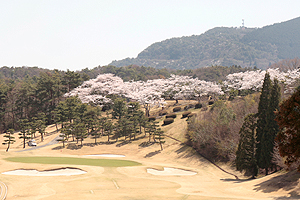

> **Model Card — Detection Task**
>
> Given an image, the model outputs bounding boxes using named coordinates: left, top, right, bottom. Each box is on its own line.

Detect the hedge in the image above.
left=195, top=103, right=202, bottom=109
left=166, top=113, right=177, bottom=118
left=163, top=118, right=174, bottom=125
left=159, top=110, right=168, bottom=116
left=182, top=111, right=191, bottom=118
left=148, top=116, right=156, bottom=121
left=173, top=107, right=181, bottom=112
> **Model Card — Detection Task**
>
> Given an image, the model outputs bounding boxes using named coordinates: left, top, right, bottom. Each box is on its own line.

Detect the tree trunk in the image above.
left=23, top=135, right=26, bottom=148
left=6, top=143, right=10, bottom=152
left=160, top=143, right=163, bottom=151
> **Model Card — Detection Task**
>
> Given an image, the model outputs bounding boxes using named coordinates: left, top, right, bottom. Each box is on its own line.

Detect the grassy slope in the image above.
left=0, top=100, right=299, bottom=199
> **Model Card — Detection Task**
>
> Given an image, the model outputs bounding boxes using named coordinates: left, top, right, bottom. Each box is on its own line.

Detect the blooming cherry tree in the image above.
left=65, top=68, right=300, bottom=108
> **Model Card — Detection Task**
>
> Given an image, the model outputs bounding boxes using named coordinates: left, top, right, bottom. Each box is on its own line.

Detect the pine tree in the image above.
left=236, top=113, right=258, bottom=178
left=154, top=128, right=165, bottom=150
left=104, top=120, right=114, bottom=142
left=18, top=118, right=31, bottom=148
left=2, top=129, right=15, bottom=152
left=112, top=98, right=127, bottom=120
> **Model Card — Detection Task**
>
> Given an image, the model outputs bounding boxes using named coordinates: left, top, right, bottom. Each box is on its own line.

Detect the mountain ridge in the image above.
left=110, top=17, right=300, bottom=70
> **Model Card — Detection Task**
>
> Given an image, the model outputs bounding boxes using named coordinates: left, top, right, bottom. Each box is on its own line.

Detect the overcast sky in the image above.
left=1, top=0, right=300, bottom=71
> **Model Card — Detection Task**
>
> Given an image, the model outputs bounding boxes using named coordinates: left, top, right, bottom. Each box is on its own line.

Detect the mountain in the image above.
left=110, top=17, right=300, bottom=70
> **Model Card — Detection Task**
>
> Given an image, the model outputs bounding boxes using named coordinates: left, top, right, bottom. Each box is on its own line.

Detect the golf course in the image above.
left=0, top=108, right=299, bottom=200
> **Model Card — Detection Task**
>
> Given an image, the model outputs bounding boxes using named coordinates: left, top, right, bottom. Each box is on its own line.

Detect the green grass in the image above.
left=4, top=156, right=141, bottom=167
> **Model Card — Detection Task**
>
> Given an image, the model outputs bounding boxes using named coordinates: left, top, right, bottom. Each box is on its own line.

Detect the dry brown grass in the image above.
left=0, top=102, right=299, bottom=199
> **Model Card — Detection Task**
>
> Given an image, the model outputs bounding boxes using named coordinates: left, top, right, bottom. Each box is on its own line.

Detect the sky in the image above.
left=1, top=0, right=300, bottom=71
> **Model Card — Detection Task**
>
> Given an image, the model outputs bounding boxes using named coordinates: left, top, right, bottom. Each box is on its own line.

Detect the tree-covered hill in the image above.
left=110, top=17, right=300, bottom=70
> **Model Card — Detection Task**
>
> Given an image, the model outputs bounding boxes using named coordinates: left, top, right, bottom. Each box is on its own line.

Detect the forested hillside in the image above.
left=110, top=17, right=300, bottom=70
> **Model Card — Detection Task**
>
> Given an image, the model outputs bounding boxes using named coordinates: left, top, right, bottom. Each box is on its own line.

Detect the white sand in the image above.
left=2, top=168, right=87, bottom=176
left=83, top=154, right=125, bottom=158
left=147, top=167, right=197, bottom=176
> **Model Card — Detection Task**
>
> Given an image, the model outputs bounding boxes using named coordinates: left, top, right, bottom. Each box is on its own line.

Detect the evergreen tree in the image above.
left=58, top=125, right=70, bottom=148
left=36, top=112, right=47, bottom=142
left=154, top=128, right=165, bottom=150
left=261, top=78, right=281, bottom=174
left=18, top=118, right=31, bottom=148
left=104, top=119, right=114, bottom=142
left=2, top=129, right=15, bottom=152
left=112, top=98, right=127, bottom=119
left=256, top=74, right=281, bottom=175
left=256, top=72, right=272, bottom=174
left=236, top=113, right=258, bottom=178
left=74, top=121, right=88, bottom=146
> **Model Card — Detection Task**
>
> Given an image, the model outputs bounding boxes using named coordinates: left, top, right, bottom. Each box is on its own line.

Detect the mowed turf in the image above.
left=4, top=156, right=141, bottom=167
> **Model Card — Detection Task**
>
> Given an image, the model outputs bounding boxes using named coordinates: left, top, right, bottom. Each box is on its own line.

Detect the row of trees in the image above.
left=235, top=72, right=282, bottom=177
left=55, top=97, right=165, bottom=150
left=3, top=95, right=165, bottom=151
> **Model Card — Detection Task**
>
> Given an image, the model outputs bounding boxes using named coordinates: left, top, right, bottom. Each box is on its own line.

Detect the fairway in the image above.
left=4, top=156, right=141, bottom=167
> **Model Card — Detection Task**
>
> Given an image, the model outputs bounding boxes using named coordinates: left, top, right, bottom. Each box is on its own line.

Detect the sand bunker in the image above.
left=2, top=168, right=87, bottom=176
left=147, top=167, right=197, bottom=176
left=83, top=154, right=125, bottom=158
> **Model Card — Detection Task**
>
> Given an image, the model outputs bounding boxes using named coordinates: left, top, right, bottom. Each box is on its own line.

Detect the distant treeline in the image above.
left=0, top=65, right=256, bottom=83
left=80, top=64, right=256, bottom=82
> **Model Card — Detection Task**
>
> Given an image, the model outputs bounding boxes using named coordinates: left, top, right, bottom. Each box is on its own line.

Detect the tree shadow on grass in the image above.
left=116, top=140, right=131, bottom=147
left=144, top=150, right=161, bottom=158
left=139, top=141, right=155, bottom=148
left=252, top=170, right=300, bottom=199
left=52, top=146, right=64, bottom=150
left=254, top=171, right=300, bottom=193
left=221, top=177, right=254, bottom=183
left=66, top=143, right=83, bottom=150
left=273, top=191, right=300, bottom=199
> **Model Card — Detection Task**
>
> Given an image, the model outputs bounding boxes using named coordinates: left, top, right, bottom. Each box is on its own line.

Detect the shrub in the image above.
left=148, top=116, right=156, bottom=121
left=195, top=103, right=202, bottom=109
left=102, top=105, right=111, bottom=111
left=163, top=118, right=174, bottom=125
left=182, top=111, right=191, bottom=118
left=173, top=107, right=181, bottom=112
left=159, top=110, right=168, bottom=116
left=187, top=113, right=196, bottom=118
left=166, top=113, right=177, bottom=118
left=188, top=104, right=195, bottom=108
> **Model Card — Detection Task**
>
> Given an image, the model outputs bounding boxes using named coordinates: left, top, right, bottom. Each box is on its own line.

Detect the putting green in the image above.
left=4, top=156, right=141, bottom=167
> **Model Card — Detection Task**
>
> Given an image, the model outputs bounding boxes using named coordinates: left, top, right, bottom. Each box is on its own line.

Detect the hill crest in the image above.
left=110, top=17, right=300, bottom=70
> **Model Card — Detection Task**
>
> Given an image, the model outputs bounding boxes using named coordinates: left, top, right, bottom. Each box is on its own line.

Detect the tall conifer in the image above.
left=236, top=113, right=258, bottom=178
left=256, top=73, right=272, bottom=170
left=256, top=73, right=281, bottom=175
